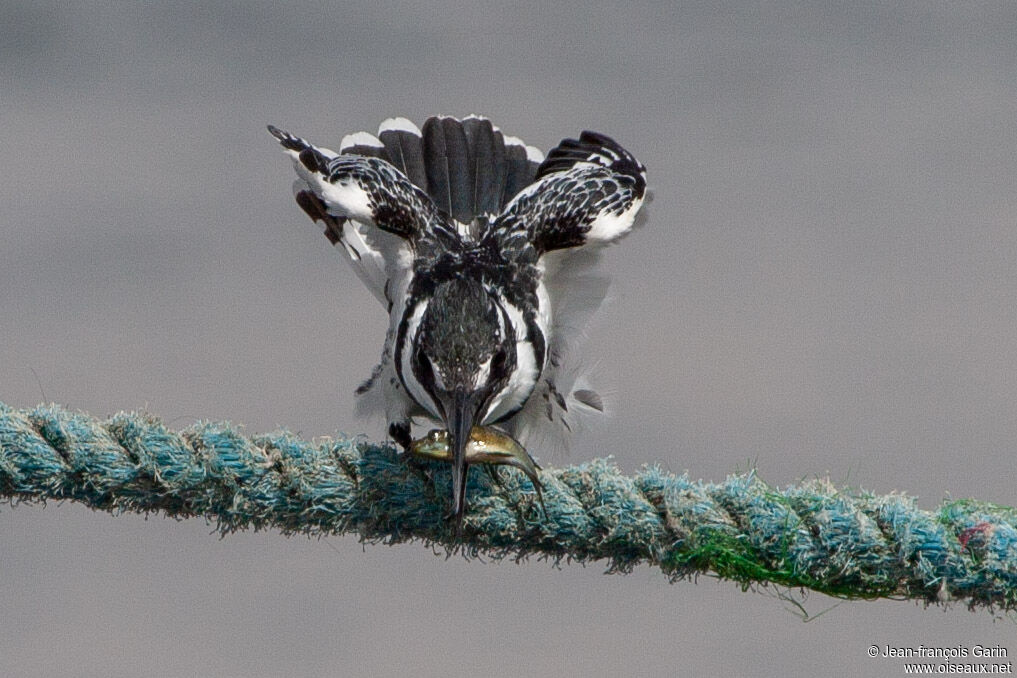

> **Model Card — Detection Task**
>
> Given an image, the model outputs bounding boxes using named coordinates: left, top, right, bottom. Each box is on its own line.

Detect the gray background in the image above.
left=3, top=2, right=1016, bottom=676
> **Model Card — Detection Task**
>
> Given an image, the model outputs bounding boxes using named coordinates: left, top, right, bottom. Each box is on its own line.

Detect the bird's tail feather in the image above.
left=342, top=116, right=543, bottom=226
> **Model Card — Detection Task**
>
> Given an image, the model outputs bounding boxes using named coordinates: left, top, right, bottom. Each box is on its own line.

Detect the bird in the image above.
left=269, top=115, right=647, bottom=526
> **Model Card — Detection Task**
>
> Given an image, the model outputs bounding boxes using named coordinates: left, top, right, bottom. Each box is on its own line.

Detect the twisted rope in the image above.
left=2, top=402, right=1015, bottom=612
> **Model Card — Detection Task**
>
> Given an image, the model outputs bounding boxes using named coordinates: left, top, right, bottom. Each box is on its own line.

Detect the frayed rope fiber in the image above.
left=2, top=402, right=1016, bottom=612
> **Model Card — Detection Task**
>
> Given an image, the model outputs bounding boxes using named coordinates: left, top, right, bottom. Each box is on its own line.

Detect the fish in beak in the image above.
left=410, top=426, right=544, bottom=516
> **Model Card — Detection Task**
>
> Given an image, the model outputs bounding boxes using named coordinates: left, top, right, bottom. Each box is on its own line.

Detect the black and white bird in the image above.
left=269, top=115, right=647, bottom=523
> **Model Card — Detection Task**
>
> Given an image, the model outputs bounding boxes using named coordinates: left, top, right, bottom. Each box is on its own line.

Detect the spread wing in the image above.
left=491, top=130, right=648, bottom=256
left=268, top=123, right=453, bottom=308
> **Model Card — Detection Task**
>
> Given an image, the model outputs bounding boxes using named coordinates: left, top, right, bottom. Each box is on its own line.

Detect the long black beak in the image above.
left=448, top=386, right=479, bottom=528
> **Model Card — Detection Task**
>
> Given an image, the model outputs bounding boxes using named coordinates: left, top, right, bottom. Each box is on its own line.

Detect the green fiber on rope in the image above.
left=2, top=402, right=1016, bottom=613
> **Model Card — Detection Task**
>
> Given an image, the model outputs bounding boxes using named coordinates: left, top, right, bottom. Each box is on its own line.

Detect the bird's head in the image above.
left=411, top=278, right=516, bottom=524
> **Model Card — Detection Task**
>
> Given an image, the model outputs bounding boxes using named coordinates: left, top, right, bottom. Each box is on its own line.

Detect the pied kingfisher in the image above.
left=269, top=116, right=647, bottom=524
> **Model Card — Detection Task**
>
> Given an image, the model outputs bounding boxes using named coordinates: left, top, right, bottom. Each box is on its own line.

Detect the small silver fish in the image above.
left=410, top=426, right=545, bottom=513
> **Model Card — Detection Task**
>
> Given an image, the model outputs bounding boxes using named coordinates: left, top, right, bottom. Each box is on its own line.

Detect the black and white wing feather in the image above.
left=268, top=123, right=450, bottom=307
left=269, top=123, right=442, bottom=239
left=493, top=131, right=647, bottom=254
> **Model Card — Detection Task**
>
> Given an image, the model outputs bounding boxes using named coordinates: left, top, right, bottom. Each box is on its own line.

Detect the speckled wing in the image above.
left=492, top=131, right=647, bottom=255
left=268, top=123, right=451, bottom=307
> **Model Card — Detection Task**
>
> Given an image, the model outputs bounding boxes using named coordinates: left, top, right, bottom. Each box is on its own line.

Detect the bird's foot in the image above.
left=389, top=420, right=413, bottom=452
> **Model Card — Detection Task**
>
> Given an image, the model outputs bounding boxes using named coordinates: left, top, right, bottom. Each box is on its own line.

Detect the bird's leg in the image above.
left=392, top=419, right=433, bottom=477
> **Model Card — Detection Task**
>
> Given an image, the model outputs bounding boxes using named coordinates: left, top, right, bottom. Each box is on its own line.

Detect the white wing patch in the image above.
left=319, top=179, right=374, bottom=223
left=280, top=144, right=375, bottom=224
left=339, top=221, right=409, bottom=308
left=583, top=190, right=645, bottom=243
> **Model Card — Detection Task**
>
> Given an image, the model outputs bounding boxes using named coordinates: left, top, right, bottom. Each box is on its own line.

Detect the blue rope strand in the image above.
left=2, top=402, right=1015, bottom=612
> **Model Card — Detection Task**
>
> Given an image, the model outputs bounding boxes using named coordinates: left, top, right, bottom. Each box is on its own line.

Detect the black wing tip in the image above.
left=267, top=124, right=310, bottom=154
left=577, top=130, right=620, bottom=149
left=536, top=129, right=646, bottom=193
left=579, top=130, right=647, bottom=174
left=266, top=125, right=332, bottom=174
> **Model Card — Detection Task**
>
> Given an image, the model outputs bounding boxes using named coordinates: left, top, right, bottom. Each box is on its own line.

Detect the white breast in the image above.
left=396, top=300, right=442, bottom=420
left=483, top=288, right=548, bottom=424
